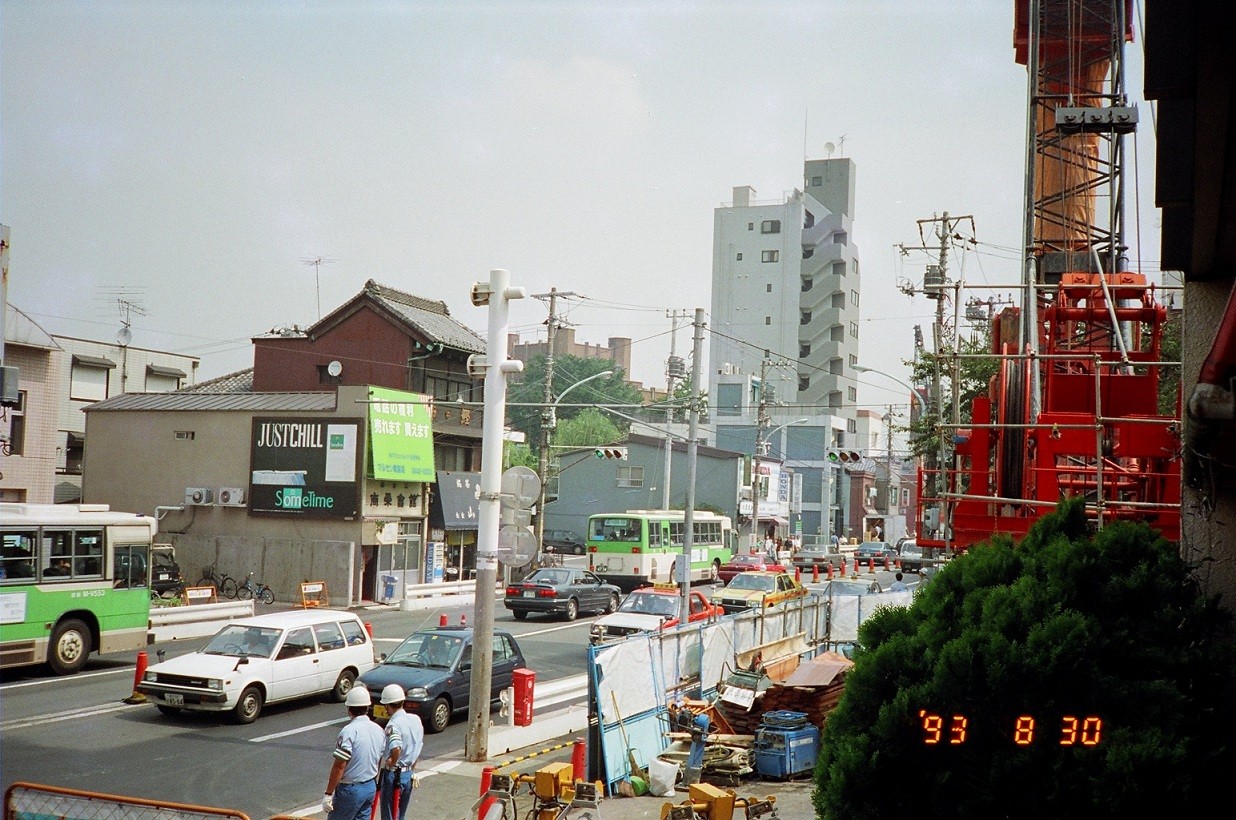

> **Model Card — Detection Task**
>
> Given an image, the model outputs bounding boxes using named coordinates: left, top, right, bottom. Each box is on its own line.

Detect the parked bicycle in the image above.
left=196, top=563, right=239, bottom=599
left=234, top=572, right=275, bottom=605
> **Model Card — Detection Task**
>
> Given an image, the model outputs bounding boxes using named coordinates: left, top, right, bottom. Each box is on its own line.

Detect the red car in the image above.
left=588, top=585, right=722, bottom=645
left=717, top=553, right=788, bottom=584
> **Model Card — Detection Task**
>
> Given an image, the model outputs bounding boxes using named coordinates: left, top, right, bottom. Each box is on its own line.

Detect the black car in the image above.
left=542, top=529, right=586, bottom=555
left=150, top=544, right=183, bottom=596
left=357, top=626, right=526, bottom=734
left=504, top=567, right=621, bottom=621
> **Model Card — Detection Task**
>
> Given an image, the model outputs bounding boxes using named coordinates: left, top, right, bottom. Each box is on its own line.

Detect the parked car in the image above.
left=712, top=571, right=808, bottom=615
left=150, top=543, right=183, bottom=596
left=357, top=626, right=525, bottom=733
left=897, top=539, right=929, bottom=572
left=542, top=529, right=586, bottom=555
left=854, top=541, right=897, bottom=565
left=808, top=578, right=883, bottom=597
left=717, top=553, right=787, bottom=584
left=137, top=610, right=376, bottom=723
left=504, top=566, right=622, bottom=621
left=589, top=585, right=723, bottom=645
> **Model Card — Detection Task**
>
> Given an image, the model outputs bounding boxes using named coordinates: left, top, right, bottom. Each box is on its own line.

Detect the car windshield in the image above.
left=152, top=551, right=177, bottom=570
left=203, top=624, right=281, bottom=658
left=728, top=555, right=762, bottom=567
left=619, top=592, right=677, bottom=616
left=727, top=574, right=775, bottom=592
left=526, top=569, right=568, bottom=585
left=384, top=632, right=464, bottom=669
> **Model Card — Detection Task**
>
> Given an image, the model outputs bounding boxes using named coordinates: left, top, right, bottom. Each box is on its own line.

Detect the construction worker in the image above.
left=379, top=684, right=424, bottom=820
left=323, top=687, right=385, bottom=820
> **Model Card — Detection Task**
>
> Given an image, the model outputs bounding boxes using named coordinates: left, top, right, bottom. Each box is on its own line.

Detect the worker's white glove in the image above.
left=322, top=793, right=334, bottom=813
left=411, top=773, right=421, bottom=789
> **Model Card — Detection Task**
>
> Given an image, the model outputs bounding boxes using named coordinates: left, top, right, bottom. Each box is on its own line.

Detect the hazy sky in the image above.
left=1, top=1, right=1161, bottom=416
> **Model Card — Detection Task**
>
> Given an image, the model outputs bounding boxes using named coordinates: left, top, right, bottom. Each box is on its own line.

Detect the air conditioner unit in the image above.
left=218, top=487, right=247, bottom=506
left=185, top=487, right=214, bottom=506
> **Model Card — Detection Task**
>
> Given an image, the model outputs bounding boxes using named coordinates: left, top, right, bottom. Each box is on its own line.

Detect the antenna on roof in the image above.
left=300, top=256, right=338, bottom=321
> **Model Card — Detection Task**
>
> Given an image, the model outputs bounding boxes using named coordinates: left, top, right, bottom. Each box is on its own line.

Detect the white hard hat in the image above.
left=345, top=687, right=372, bottom=708
left=380, top=684, right=406, bottom=706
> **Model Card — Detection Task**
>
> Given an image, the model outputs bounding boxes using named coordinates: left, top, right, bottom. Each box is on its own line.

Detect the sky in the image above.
left=1, top=1, right=1162, bottom=417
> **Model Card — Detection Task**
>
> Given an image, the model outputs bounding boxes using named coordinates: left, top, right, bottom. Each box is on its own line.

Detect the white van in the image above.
left=137, top=609, right=376, bottom=723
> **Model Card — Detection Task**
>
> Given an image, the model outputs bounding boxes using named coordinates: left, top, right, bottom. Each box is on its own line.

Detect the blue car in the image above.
left=357, top=626, right=526, bottom=733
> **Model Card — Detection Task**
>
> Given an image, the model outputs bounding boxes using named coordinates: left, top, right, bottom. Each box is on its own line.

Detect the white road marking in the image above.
left=1, top=701, right=143, bottom=731
left=518, top=621, right=594, bottom=638
left=249, top=716, right=349, bottom=742
left=0, top=667, right=131, bottom=690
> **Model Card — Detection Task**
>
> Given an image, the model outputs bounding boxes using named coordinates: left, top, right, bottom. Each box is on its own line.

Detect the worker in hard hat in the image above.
left=323, top=687, right=385, bottom=820
left=378, top=684, right=424, bottom=820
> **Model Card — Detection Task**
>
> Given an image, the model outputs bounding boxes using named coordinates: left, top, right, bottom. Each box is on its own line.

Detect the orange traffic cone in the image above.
left=124, top=651, right=148, bottom=704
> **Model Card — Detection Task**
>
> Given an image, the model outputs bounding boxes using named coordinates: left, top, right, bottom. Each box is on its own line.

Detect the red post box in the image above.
left=512, top=668, right=536, bottom=727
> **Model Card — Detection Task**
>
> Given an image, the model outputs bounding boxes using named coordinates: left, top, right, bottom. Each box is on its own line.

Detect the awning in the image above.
left=757, top=514, right=789, bottom=525
left=863, top=507, right=879, bottom=516
left=146, top=364, right=187, bottom=379
left=72, top=354, right=116, bottom=369
left=430, top=471, right=481, bottom=531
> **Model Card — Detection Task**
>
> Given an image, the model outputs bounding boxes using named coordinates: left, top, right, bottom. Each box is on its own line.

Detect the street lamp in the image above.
left=750, top=417, right=808, bottom=554
left=536, top=370, right=614, bottom=553
left=853, top=365, right=928, bottom=415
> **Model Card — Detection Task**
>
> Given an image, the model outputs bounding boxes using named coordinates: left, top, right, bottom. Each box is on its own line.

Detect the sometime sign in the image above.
left=249, top=417, right=362, bottom=519
left=368, top=387, right=436, bottom=482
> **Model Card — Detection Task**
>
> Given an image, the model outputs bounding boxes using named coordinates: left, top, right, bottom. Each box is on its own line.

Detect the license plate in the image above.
left=165, top=693, right=184, bottom=706
left=373, top=703, right=391, bottom=720
left=157, top=573, right=171, bottom=581
left=523, top=591, right=535, bottom=598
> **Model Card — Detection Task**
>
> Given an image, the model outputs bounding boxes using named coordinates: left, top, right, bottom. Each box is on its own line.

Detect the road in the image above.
left=1, top=559, right=907, bottom=818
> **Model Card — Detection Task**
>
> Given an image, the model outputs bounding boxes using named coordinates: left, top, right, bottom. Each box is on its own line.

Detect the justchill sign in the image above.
left=248, top=417, right=363, bottom=519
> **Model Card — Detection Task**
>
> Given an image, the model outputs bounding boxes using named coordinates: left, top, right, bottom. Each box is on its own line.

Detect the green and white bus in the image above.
left=585, top=509, right=736, bottom=591
left=1, top=503, right=157, bottom=675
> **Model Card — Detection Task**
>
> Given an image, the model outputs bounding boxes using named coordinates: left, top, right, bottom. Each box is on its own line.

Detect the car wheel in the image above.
left=427, top=696, right=451, bottom=734
left=48, top=618, right=91, bottom=675
left=574, top=544, right=585, bottom=555
left=234, top=685, right=264, bottom=724
left=563, top=598, right=579, bottom=621
left=605, top=593, right=619, bottom=614
left=330, top=669, right=356, bottom=702
left=512, top=610, right=528, bottom=621
left=156, top=704, right=181, bottom=716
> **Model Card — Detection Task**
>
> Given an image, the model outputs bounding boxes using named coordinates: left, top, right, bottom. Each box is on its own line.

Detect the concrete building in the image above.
left=709, top=158, right=862, bottom=546
left=1, top=304, right=61, bottom=503
left=508, top=327, right=632, bottom=383
left=80, top=280, right=489, bottom=606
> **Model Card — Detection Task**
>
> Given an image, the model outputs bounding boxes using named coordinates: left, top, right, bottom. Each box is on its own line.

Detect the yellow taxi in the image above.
left=711, top=570, right=808, bottom=615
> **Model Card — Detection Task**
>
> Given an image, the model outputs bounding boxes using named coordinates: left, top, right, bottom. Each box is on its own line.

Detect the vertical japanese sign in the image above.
left=368, top=387, right=436, bottom=482
left=249, top=418, right=362, bottom=518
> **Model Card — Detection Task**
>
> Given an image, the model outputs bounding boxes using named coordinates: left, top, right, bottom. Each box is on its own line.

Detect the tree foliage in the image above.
left=553, top=407, right=622, bottom=448
left=907, top=326, right=999, bottom=460
left=506, top=354, right=645, bottom=445
left=814, top=498, right=1233, bottom=819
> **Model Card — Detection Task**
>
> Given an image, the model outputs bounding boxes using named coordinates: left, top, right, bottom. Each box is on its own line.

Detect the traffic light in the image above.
left=827, top=449, right=862, bottom=464
left=594, top=447, right=628, bottom=460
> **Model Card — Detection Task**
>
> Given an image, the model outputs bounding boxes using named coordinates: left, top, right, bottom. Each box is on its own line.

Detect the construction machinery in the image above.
left=916, top=0, right=1180, bottom=552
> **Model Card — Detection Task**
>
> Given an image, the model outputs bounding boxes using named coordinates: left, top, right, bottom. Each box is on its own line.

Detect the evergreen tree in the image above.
left=814, top=498, right=1233, bottom=819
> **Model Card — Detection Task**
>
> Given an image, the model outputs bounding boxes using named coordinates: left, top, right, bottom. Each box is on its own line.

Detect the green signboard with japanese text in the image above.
left=368, top=387, right=436, bottom=482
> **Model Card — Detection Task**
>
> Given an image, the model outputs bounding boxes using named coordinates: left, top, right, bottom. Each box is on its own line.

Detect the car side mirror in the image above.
left=379, top=652, right=388, bottom=661
left=460, top=661, right=471, bottom=672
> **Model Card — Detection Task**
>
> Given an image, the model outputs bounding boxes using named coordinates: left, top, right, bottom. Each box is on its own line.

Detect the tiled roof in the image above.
left=86, top=391, right=337, bottom=413
left=363, top=280, right=486, bottom=354
left=179, top=368, right=254, bottom=393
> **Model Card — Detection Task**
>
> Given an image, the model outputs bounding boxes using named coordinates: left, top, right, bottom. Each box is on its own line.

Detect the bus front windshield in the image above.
left=590, top=517, right=641, bottom=543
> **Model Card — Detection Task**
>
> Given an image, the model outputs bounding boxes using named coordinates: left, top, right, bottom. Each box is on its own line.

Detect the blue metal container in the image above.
left=753, top=723, right=820, bottom=779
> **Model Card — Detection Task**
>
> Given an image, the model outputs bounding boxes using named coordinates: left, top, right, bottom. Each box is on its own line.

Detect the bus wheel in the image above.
left=48, top=618, right=91, bottom=675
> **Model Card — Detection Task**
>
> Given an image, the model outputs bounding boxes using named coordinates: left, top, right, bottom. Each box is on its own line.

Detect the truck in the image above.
left=862, top=515, right=907, bottom=547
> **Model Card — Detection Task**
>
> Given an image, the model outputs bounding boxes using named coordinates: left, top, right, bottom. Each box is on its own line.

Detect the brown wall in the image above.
left=253, top=312, right=413, bottom=392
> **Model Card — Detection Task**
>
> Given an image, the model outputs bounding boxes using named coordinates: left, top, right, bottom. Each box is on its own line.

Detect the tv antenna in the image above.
left=301, top=256, right=337, bottom=320
left=116, top=298, right=146, bottom=346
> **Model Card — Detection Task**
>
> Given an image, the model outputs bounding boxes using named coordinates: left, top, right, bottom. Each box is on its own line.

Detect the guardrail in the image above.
left=397, top=580, right=504, bottom=611
left=148, top=599, right=255, bottom=642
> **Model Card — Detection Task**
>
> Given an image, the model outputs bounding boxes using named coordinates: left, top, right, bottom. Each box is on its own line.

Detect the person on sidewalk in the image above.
left=378, top=685, right=424, bottom=820
left=323, top=688, right=385, bottom=820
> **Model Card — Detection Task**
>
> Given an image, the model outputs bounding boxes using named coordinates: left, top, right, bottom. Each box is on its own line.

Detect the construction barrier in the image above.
left=183, top=585, right=218, bottom=605
left=5, top=782, right=249, bottom=820
left=300, top=581, right=327, bottom=608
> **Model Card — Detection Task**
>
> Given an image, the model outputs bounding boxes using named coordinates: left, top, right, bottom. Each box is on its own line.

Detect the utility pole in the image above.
left=678, top=308, right=705, bottom=626
left=533, top=289, right=561, bottom=556
left=465, top=269, right=525, bottom=763
left=885, top=405, right=895, bottom=520
left=749, top=355, right=770, bottom=555
left=662, top=310, right=685, bottom=510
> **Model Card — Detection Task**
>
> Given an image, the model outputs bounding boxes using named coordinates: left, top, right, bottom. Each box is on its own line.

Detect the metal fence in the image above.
left=6, top=782, right=248, bottom=820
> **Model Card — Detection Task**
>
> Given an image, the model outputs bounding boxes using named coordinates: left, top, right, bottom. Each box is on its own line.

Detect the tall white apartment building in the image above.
left=709, top=158, right=861, bottom=541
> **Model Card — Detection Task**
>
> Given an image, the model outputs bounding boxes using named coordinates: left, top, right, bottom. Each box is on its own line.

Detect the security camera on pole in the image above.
left=464, top=269, right=525, bottom=763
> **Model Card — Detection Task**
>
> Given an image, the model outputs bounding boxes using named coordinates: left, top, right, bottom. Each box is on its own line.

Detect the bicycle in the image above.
left=234, top=572, right=275, bottom=605
left=197, top=563, right=239, bottom=599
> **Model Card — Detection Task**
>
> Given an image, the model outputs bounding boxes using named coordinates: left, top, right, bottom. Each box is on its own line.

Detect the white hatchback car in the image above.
left=137, top=609, right=376, bottom=723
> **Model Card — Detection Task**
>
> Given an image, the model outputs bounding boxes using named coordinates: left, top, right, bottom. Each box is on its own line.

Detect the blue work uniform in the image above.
left=379, top=709, right=425, bottom=820
left=328, top=715, right=386, bottom=820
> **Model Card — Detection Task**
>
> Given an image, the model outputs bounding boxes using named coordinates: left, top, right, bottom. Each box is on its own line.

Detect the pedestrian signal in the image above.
left=594, top=447, right=628, bottom=460
left=827, top=450, right=862, bottom=463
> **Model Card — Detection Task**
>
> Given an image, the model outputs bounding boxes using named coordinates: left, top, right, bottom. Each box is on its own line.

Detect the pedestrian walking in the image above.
left=323, top=688, right=386, bottom=820
left=378, top=684, right=424, bottom=820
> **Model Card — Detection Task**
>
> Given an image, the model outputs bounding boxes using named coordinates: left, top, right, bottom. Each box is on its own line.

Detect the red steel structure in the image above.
left=916, top=1, right=1180, bottom=552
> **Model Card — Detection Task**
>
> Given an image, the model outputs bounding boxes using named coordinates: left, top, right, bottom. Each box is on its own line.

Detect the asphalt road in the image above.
left=1, top=559, right=906, bottom=818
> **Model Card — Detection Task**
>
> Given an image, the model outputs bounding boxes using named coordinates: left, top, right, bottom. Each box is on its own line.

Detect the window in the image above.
left=341, top=619, right=368, bottom=646
left=716, top=383, right=742, bottom=417
left=760, top=220, right=781, bottom=234
left=901, top=488, right=910, bottom=505
left=617, top=465, right=644, bottom=488
left=800, top=311, right=811, bottom=326
left=144, top=365, right=185, bottom=392
left=833, top=261, right=846, bottom=278
left=800, top=343, right=812, bottom=358
left=829, top=358, right=843, bottom=375
left=833, top=231, right=848, bottom=245
left=801, top=276, right=813, bottom=292
left=831, top=292, right=846, bottom=309
left=748, top=222, right=754, bottom=230
left=830, top=325, right=845, bottom=342
left=848, top=386, right=857, bottom=402
left=802, top=247, right=814, bottom=259
left=736, top=252, right=743, bottom=261
left=174, top=430, right=195, bottom=441
left=279, top=627, right=316, bottom=659
left=5, top=390, right=25, bottom=456
left=312, top=622, right=346, bottom=652
left=766, top=283, right=773, bottom=292
left=0, top=531, right=37, bottom=581
left=40, top=529, right=104, bottom=579
left=849, top=354, right=859, bottom=367
left=811, top=175, right=823, bottom=186
left=847, top=418, right=858, bottom=433
left=765, top=316, right=771, bottom=325
left=761, top=250, right=779, bottom=263
left=851, top=290, right=860, bottom=306
left=849, top=321, right=859, bottom=338
left=798, top=376, right=810, bottom=391
left=70, top=357, right=113, bottom=402
left=829, top=391, right=843, bottom=408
